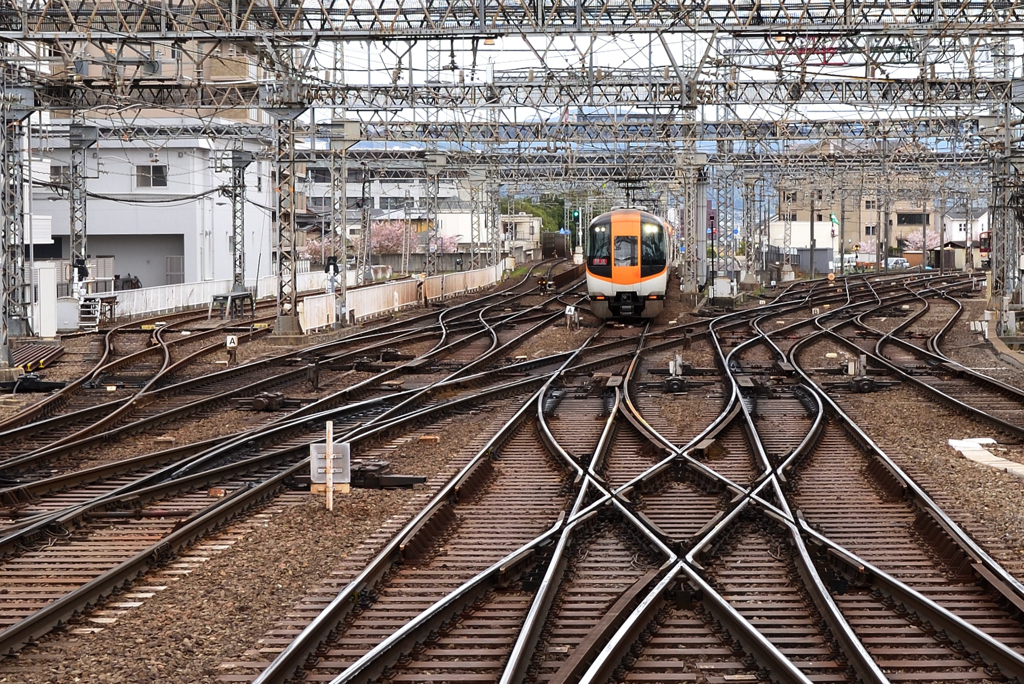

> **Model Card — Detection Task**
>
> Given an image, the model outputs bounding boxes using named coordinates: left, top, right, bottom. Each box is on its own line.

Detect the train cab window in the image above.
left=641, top=222, right=666, bottom=276
left=615, top=236, right=638, bottom=267
left=588, top=221, right=612, bottom=277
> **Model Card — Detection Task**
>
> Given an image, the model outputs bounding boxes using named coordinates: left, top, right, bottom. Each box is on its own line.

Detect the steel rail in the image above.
left=745, top=293, right=892, bottom=684
left=0, top=277, right=562, bottom=480
left=719, top=288, right=889, bottom=683
left=32, top=320, right=273, bottom=454
left=514, top=328, right=689, bottom=684
left=13, top=371, right=546, bottom=546
left=588, top=274, right=979, bottom=683
left=0, top=353, right=560, bottom=656
left=845, top=316, right=1024, bottom=441
left=790, top=313, right=1024, bottom=617
left=251, top=336, right=596, bottom=684
left=799, top=518, right=1024, bottom=680
left=322, top=324, right=685, bottom=684
left=0, top=323, right=444, bottom=476
left=0, top=308, right=219, bottom=433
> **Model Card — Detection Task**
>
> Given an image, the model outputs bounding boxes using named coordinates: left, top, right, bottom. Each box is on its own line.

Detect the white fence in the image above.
left=299, top=293, right=337, bottom=333
left=349, top=266, right=499, bottom=322
left=257, top=271, right=333, bottom=299
left=113, top=265, right=500, bottom=322
left=347, top=279, right=421, bottom=322
left=116, top=278, right=233, bottom=317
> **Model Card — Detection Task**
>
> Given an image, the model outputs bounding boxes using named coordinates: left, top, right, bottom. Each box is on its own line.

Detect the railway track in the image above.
left=5, top=269, right=1024, bottom=684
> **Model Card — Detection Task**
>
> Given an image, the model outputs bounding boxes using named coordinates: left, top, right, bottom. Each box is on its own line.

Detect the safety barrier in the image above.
left=113, top=265, right=499, bottom=321
left=116, top=279, right=232, bottom=317
left=299, top=293, right=337, bottom=333
left=347, top=279, right=421, bottom=322
left=350, top=266, right=499, bottom=322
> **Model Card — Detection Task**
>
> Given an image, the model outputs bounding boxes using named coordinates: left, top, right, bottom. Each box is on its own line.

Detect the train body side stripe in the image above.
left=610, top=210, right=640, bottom=284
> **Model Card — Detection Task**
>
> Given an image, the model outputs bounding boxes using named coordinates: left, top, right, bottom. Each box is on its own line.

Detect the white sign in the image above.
left=310, top=441, right=351, bottom=484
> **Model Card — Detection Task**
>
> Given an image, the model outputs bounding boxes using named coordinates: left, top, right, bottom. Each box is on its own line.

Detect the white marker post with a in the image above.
left=325, top=421, right=334, bottom=511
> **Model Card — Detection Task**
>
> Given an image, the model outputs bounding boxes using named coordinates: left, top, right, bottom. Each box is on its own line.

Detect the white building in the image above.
left=941, top=207, right=988, bottom=243
left=31, top=120, right=274, bottom=289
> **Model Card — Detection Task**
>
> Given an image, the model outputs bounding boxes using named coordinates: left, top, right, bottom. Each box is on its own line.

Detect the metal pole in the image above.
left=229, top=150, right=253, bottom=292
left=274, top=117, right=301, bottom=335
left=0, top=121, right=24, bottom=364
left=68, top=122, right=97, bottom=300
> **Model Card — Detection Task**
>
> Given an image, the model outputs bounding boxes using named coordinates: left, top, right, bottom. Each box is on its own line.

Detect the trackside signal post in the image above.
left=573, top=209, right=584, bottom=264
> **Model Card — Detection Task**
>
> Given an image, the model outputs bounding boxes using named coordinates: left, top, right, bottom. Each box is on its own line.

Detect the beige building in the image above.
left=51, top=40, right=267, bottom=125
left=768, top=140, right=941, bottom=255
left=773, top=187, right=936, bottom=255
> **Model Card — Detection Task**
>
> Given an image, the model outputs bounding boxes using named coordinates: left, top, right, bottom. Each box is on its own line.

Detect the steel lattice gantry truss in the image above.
left=5, top=0, right=1024, bottom=322
left=27, top=75, right=1024, bottom=111
left=6, top=0, right=1024, bottom=38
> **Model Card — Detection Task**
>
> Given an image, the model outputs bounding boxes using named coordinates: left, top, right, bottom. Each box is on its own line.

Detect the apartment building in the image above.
left=34, top=39, right=275, bottom=288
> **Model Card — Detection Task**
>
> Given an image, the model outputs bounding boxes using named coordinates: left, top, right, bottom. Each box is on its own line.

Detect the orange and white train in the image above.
left=585, top=207, right=670, bottom=319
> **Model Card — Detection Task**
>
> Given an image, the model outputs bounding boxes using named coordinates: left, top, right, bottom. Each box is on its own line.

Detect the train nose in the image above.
left=611, top=291, right=641, bottom=317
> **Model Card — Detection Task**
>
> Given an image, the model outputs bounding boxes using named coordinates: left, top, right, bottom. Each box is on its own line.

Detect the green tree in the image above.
left=501, top=198, right=564, bottom=233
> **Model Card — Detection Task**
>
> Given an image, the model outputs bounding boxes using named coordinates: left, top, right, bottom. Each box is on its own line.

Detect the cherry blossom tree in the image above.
left=300, top=236, right=343, bottom=265
left=901, top=229, right=942, bottom=251
left=302, top=219, right=463, bottom=264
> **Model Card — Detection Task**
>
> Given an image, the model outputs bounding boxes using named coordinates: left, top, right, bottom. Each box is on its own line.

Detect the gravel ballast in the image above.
left=5, top=273, right=1024, bottom=682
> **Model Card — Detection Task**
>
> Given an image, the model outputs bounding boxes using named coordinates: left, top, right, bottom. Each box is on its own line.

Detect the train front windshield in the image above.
left=588, top=219, right=612, bottom=277
left=640, top=221, right=666, bottom=276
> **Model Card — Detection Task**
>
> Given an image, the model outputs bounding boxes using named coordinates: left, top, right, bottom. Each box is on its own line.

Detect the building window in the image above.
left=307, top=196, right=330, bottom=212
left=783, top=191, right=797, bottom=203
left=865, top=224, right=876, bottom=236
left=306, top=168, right=331, bottom=184
left=137, top=165, right=168, bottom=188
left=864, top=200, right=877, bottom=210
left=380, top=196, right=413, bottom=210
left=897, top=213, right=928, bottom=226
left=815, top=213, right=823, bottom=222
left=814, top=189, right=823, bottom=200
left=50, top=165, right=70, bottom=186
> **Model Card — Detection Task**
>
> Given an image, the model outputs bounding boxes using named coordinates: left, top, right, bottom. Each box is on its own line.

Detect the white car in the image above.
left=886, top=257, right=910, bottom=269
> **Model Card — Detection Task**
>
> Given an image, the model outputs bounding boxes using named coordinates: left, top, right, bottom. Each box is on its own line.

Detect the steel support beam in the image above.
left=741, top=175, right=758, bottom=287
left=356, top=168, right=371, bottom=285
left=32, top=77, right=1022, bottom=112
left=273, top=118, right=301, bottom=335
left=0, top=84, right=33, bottom=368
left=67, top=122, right=97, bottom=300
left=11, top=1, right=1024, bottom=39
left=0, top=122, right=23, bottom=363
left=228, top=150, right=253, bottom=292
left=424, top=174, right=440, bottom=277
left=77, top=117, right=981, bottom=147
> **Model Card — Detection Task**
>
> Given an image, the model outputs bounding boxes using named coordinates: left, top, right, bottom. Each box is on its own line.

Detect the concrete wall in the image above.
left=371, top=252, right=477, bottom=274
left=88, top=234, right=185, bottom=287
